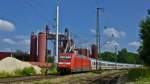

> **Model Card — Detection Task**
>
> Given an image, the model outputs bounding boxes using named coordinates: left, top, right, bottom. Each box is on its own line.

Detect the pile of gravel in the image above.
left=0, top=57, right=41, bottom=74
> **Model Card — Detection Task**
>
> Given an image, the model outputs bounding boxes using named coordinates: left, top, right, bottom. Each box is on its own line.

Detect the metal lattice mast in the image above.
left=96, top=8, right=100, bottom=70
left=45, top=25, right=49, bottom=75
left=97, top=8, right=100, bottom=56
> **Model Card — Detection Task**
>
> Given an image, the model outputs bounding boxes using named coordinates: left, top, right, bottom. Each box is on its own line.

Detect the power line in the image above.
left=23, top=0, right=45, bottom=12
left=23, top=0, right=33, bottom=7
left=0, top=8, right=38, bottom=29
left=95, top=0, right=100, bottom=8
left=22, top=0, right=50, bottom=22
left=22, top=0, right=61, bottom=33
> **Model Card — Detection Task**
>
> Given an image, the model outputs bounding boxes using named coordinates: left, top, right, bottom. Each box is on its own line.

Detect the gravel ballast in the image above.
left=0, top=57, right=41, bottom=74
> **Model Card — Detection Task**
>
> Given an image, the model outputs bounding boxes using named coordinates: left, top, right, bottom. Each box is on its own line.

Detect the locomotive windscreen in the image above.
left=59, top=56, right=71, bottom=60
left=59, top=55, right=72, bottom=62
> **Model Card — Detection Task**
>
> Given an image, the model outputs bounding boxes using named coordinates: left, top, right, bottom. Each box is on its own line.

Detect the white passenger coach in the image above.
left=90, top=58, right=142, bottom=70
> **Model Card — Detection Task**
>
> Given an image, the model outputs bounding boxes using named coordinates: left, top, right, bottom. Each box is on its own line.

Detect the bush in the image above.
left=15, top=67, right=36, bottom=76
left=128, top=68, right=150, bottom=80
left=0, top=67, right=36, bottom=77
left=22, top=67, right=36, bottom=76
left=41, top=64, right=57, bottom=75
left=14, top=69, right=23, bottom=76
left=49, top=64, right=57, bottom=74
left=0, top=71, right=13, bottom=77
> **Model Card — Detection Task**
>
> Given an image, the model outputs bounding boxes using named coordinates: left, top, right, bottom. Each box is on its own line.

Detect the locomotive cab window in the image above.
left=59, top=56, right=71, bottom=59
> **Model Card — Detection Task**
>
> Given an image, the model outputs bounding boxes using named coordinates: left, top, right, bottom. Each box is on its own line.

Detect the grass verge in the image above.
left=127, top=67, right=150, bottom=83
left=0, top=67, right=36, bottom=77
left=40, top=64, right=57, bottom=75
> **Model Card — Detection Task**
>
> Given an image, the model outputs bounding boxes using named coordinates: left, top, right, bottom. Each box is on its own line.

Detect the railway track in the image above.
left=0, top=75, right=59, bottom=84
left=0, top=71, right=127, bottom=84
left=0, top=72, right=85, bottom=84
left=97, top=75, right=120, bottom=84
left=90, top=71, right=127, bottom=84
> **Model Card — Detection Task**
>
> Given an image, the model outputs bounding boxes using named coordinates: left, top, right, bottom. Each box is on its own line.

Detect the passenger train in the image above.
left=58, top=52, right=142, bottom=74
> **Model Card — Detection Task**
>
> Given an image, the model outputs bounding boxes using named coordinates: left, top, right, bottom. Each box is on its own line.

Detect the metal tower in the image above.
left=96, top=8, right=100, bottom=70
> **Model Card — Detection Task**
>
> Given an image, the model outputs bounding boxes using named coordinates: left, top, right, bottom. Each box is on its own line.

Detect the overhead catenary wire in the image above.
left=22, top=0, right=50, bottom=23
left=95, top=0, right=100, bottom=8
left=22, top=0, right=61, bottom=33
left=0, top=7, right=39, bottom=30
left=22, top=0, right=33, bottom=8
left=0, top=0, right=51, bottom=30
left=23, top=0, right=50, bottom=14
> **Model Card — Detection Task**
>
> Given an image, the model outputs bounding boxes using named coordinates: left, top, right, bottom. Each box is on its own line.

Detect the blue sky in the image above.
left=0, top=0, right=150, bottom=53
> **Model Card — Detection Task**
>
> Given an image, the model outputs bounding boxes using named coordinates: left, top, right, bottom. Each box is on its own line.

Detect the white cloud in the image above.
left=120, top=31, right=126, bottom=37
left=129, top=41, right=141, bottom=48
left=2, top=37, right=30, bottom=47
left=4, top=48, right=12, bottom=52
left=104, top=40, right=120, bottom=50
left=0, top=19, right=15, bottom=32
left=103, top=27, right=125, bottom=38
left=15, top=35, right=28, bottom=39
left=0, top=48, right=15, bottom=52
left=19, top=39, right=30, bottom=46
left=1, top=35, right=30, bottom=52
left=90, top=29, right=96, bottom=35
left=2, top=38, right=15, bottom=45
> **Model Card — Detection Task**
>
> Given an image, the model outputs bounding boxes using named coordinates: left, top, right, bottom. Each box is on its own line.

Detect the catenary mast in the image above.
left=55, top=0, right=60, bottom=65
left=96, top=7, right=100, bottom=70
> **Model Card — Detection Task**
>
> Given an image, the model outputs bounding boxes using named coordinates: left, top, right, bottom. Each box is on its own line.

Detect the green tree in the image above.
left=125, top=52, right=137, bottom=64
left=117, top=48, right=128, bottom=63
left=100, top=48, right=141, bottom=64
left=117, top=48, right=141, bottom=64
left=139, top=10, right=150, bottom=66
left=13, top=49, right=29, bottom=61
left=101, top=52, right=116, bottom=62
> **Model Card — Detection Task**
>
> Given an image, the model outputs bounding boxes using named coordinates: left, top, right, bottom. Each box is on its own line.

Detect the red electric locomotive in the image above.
left=58, top=52, right=91, bottom=74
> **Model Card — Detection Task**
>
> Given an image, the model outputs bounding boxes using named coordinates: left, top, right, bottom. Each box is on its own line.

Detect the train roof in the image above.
left=90, top=58, right=142, bottom=66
